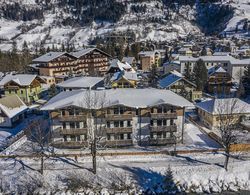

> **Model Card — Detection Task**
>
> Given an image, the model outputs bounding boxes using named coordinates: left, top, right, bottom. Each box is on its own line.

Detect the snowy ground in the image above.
left=0, top=151, right=249, bottom=194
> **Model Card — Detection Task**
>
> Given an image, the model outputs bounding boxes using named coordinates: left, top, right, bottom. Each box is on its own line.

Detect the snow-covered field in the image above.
left=0, top=151, right=249, bottom=194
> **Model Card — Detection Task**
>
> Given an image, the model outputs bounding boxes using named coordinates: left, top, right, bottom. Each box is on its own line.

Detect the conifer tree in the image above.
left=192, top=59, right=207, bottom=91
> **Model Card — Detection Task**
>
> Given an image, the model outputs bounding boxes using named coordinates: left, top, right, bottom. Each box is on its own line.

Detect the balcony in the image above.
left=59, top=128, right=88, bottom=135
left=105, top=114, right=133, bottom=121
left=106, top=139, right=133, bottom=147
left=150, top=125, right=177, bottom=132
left=56, top=115, right=86, bottom=122
left=53, top=141, right=88, bottom=148
left=106, top=127, right=133, bottom=133
left=150, top=112, right=177, bottom=119
left=149, top=138, right=175, bottom=146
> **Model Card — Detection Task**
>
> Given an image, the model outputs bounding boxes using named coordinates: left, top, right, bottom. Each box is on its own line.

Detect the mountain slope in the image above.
left=0, top=0, right=248, bottom=52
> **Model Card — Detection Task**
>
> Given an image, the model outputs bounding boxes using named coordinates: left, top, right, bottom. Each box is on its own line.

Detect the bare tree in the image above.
left=25, top=119, right=53, bottom=175
left=82, top=90, right=107, bottom=174
left=217, top=98, right=244, bottom=171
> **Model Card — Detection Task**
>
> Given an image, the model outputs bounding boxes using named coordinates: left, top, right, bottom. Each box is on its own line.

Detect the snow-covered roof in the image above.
left=213, top=52, right=230, bottom=56
left=159, top=70, right=195, bottom=89
left=179, top=55, right=250, bottom=65
left=109, top=59, right=135, bottom=72
left=196, top=98, right=250, bottom=115
left=57, top=76, right=104, bottom=89
left=32, top=52, right=75, bottom=62
left=0, top=95, right=28, bottom=118
left=0, top=74, right=38, bottom=86
left=70, top=48, right=111, bottom=58
left=122, top=57, right=135, bottom=65
left=215, top=67, right=227, bottom=73
left=41, top=88, right=193, bottom=110
left=111, top=71, right=138, bottom=82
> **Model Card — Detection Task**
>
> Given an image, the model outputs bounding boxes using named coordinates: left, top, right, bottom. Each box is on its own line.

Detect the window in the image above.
left=127, top=120, right=131, bottom=127
left=70, top=122, right=75, bottom=129
left=163, top=119, right=166, bottom=126
left=119, top=121, right=124, bottom=127
left=63, top=135, right=67, bottom=142
left=127, top=133, right=131, bottom=140
left=76, top=122, right=80, bottom=129
left=107, top=121, right=110, bottom=128
left=151, top=108, right=154, bottom=113
left=20, top=90, right=23, bottom=94
left=107, top=134, right=111, bottom=140
left=114, top=121, right=119, bottom=127
left=120, top=134, right=124, bottom=140
left=157, top=120, right=162, bottom=126
left=170, top=119, right=174, bottom=125
left=150, top=120, right=154, bottom=126
left=70, top=135, right=76, bottom=141
left=62, top=122, right=66, bottom=129
left=68, top=108, right=74, bottom=115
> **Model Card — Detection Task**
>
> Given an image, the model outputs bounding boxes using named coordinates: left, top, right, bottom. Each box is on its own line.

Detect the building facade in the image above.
left=42, top=89, right=192, bottom=148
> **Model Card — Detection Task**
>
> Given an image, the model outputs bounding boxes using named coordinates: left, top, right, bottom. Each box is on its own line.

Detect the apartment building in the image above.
left=179, top=55, right=250, bottom=83
left=33, top=52, right=77, bottom=77
left=70, top=48, right=111, bottom=76
left=33, top=48, right=111, bottom=77
left=138, top=51, right=162, bottom=71
left=41, top=88, right=192, bottom=148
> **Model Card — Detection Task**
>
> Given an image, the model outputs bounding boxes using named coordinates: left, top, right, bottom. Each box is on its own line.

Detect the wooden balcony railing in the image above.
left=150, top=125, right=177, bottom=132
left=105, top=114, right=133, bottom=121
left=150, top=112, right=177, bottom=119
left=56, top=115, right=86, bottom=122
left=106, top=139, right=133, bottom=147
left=149, top=138, right=175, bottom=145
left=106, top=127, right=133, bottom=133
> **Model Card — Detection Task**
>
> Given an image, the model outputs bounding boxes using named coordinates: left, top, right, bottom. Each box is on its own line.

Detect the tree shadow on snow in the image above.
left=50, top=156, right=92, bottom=172
left=109, top=164, right=179, bottom=194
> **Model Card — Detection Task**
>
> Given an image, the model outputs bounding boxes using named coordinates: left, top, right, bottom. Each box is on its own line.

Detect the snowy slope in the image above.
left=223, top=0, right=250, bottom=38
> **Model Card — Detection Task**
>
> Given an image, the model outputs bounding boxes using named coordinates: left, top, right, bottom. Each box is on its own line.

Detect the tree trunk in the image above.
left=40, top=155, right=44, bottom=175
left=224, top=148, right=230, bottom=171
left=92, top=139, right=97, bottom=174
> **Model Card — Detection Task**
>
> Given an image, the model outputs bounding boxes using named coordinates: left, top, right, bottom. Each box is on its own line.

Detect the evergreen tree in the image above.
left=184, top=62, right=192, bottom=81
left=192, top=59, right=207, bottom=91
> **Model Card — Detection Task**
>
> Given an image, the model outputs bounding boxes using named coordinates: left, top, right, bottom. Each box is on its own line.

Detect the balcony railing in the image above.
left=150, top=125, right=177, bottom=132
left=149, top=138, right=175, bottom=145
left=150, top=112, right=177, bottom=119
left=105, top=114, right=133, bottom=121
left=106, top=127, right=133, bottom=133
left=56, top=115, right=86, bottom=122
left=59, top=128, right=88, bottom=135
left=106, top=139, right=133, bottom=147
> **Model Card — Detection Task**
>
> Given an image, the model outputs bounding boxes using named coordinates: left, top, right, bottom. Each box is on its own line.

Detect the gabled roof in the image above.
left=70, top=48, right=111, bottom=58
left=109, top=59, right=135, bottom=72
left=0, top=74, right=38, bottom=87
left=57, top=76, right=104, bottom=89
left=196, top=98, right=250, bottom=115
left=122, top=57, right=135, bottom=65
left=0, top=95, right=28, bottom=118
left=111, top=71, right=138, bottom=82
left=41, top=88, right=193, bottom=110
left=32, top=52, right=76, bottom=63
left=158, top=71, right=196, bottom=89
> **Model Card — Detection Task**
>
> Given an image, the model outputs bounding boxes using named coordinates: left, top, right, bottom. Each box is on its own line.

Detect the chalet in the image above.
left=70, top=48, right=111, bottom=76
left=0, top=95, right=28, bottom=127
left=158, top=71, right=201, bottom=101
left=162, top=61, right=181, bottom=74
left=196, top=98, right=250, bottom=130
left=111, top=71, right=138, bottom=88
left=41, top=88, right=193, bottom=148
left=32, top=52, right=77, bottom=77
left=0, top=74, right=46, bottom=104
left=57, top=76, right=104, bottom=91
left=207, top=67, right=233, bottom=97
